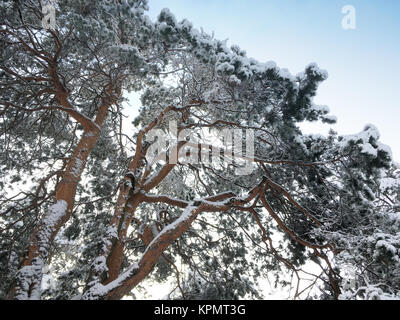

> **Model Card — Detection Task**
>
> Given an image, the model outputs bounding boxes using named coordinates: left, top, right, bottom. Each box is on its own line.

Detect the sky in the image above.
left=145, top=0, right=400, bottom=161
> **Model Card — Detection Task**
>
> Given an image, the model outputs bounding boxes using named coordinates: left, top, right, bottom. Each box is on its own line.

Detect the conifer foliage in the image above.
left=0, top=1, right=399, bottom=300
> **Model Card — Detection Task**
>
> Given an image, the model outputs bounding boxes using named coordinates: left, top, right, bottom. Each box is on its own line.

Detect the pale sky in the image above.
left=146, top=0, right=400, bottom=161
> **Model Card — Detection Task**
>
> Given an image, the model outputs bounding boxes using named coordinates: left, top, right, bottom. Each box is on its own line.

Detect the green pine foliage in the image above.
left=0, top=0, right=399, bottom=300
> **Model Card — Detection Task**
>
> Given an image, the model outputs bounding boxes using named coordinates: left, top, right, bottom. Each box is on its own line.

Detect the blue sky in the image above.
left=147, top=0, right=400, bottom=161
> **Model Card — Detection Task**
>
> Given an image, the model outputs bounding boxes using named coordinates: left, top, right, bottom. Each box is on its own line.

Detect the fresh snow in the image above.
left=70, top=158, right=83, bottom=178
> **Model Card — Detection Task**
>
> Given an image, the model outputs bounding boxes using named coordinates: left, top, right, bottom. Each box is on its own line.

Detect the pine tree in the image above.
left=0, top=2, right=398, bottom=300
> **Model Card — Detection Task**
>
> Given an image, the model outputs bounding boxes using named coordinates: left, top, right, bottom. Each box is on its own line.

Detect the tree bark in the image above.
left=7, top=89, right=119, bottom=300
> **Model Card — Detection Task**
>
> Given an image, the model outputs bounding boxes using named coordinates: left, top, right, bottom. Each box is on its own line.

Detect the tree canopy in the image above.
left=0, top=0, right=399, bottom=300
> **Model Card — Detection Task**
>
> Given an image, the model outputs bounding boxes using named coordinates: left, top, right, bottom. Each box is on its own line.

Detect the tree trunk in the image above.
left=7, top=92, right=117, bottom=300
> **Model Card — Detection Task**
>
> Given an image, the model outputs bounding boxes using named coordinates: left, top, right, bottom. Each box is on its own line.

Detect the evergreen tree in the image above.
left=0, top=2, right=398, bottom=300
